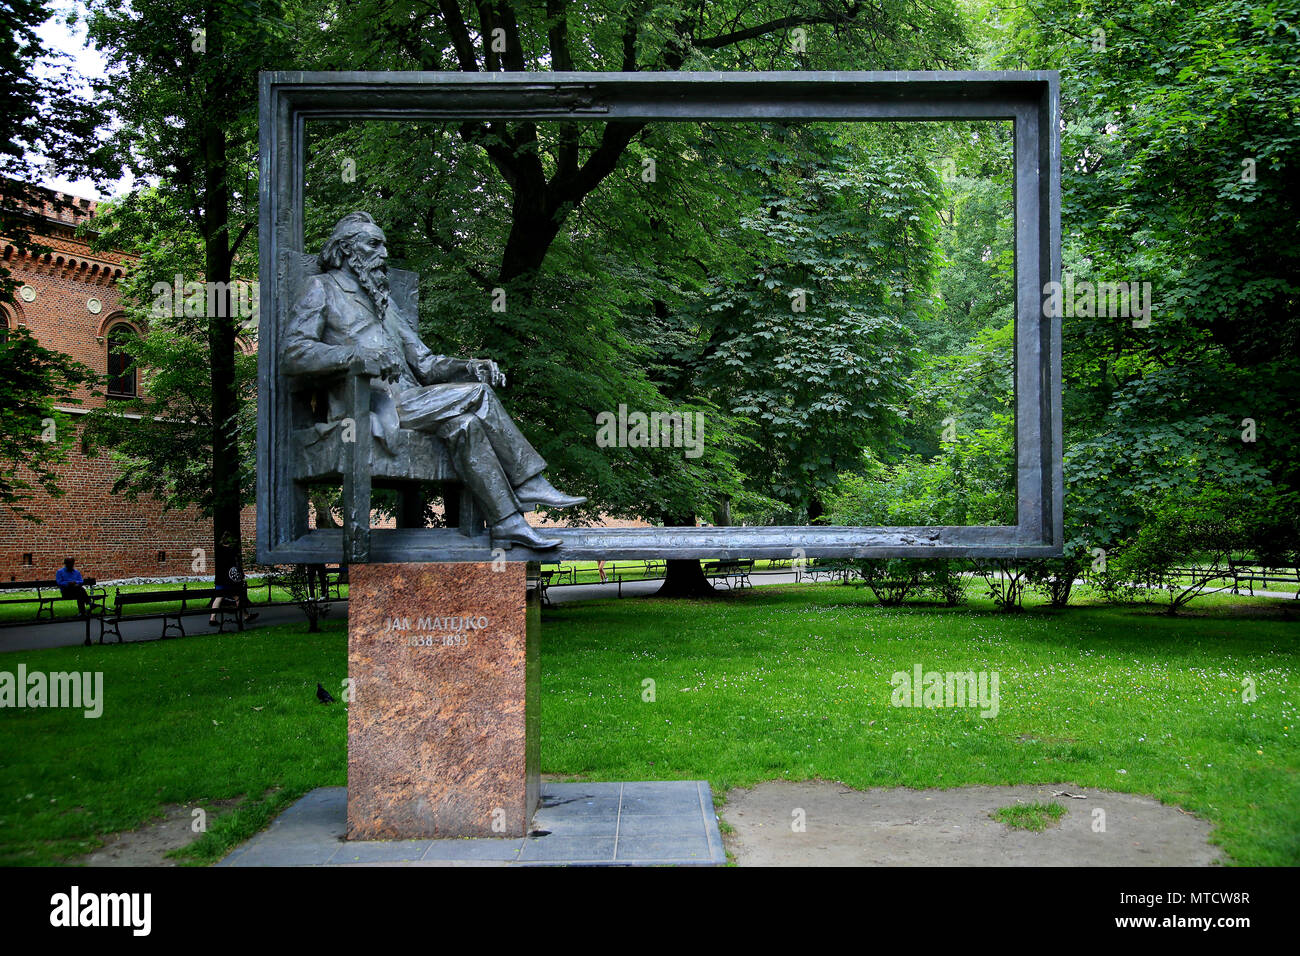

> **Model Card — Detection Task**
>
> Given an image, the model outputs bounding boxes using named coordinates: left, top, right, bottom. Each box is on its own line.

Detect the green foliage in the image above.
left=826, top=0, right=1300, bottom=582
left=79, top=0, right=287, bottom=516
left=684, top=125, right=941, bottom=519
left=825, top=416, right=1015, bottom=529
left=993, top=0, right=1300, bottom=559
left=919, top=559, right=970, bottom=606
left=976, top=559, right=1030, bottom=612
left=290, top=1, right=972, bottom=527
left=1108, top=485, right=1268, bottom=614
left=81, top=317, right=258, bottom=514
left=0, top=0, right=112, bottom=301
left=838, top=558, right=928, bottom=606
left=82, top=188, right=259, bottom=513
left=1064, top=363, right=1277, bottom=555
left=265, top=565, right=331, bottom=633
left=0, top=328, right=97, bottom=518
left=849, top=557, right=970, bottom=607
left=1025, top=554, right=1087, bottom=609
left=62, top=0, right=1300, bottom=568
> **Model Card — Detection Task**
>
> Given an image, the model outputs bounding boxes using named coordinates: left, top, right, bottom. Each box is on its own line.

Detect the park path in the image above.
left=721, top=780, right=1224, bottom=866
left=0, top=602, right=313, bottom=653
left=0, top=572, right=796, bottom=652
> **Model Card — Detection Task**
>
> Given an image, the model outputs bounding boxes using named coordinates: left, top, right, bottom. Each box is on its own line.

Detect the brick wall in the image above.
left=2, top=194, right=137, bottom=409
left=0, top=186, right=243, bottom=582
left=0, top=431, right=251, bottom=582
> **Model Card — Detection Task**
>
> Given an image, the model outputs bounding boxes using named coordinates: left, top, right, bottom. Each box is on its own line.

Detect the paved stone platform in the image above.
left=219, top=782, right=726, bottom=866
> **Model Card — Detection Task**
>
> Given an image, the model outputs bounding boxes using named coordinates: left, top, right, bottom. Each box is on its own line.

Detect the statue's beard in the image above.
left=347, top=250, right=389, bottom=317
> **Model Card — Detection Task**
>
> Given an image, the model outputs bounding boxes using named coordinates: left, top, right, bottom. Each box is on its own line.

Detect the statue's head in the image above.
left=319, top=211, right=389, bottom=314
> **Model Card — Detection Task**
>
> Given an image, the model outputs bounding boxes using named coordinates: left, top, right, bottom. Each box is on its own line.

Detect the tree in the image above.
left=305, top=0, right=966, bottom=286
left=295, top=0, right=969, bottom=595
left=84, top=0, right=290, bottom=592
left=81, top=1, right=971, bottom=596
left=84, top=187, right=258, bottom=515
left=995, top=0, right=1300, bottom=560
left=0, top=0, right=113, bottom=517
left=679, top=123, right=940, bottom=523
left=0, top=0, right=110, bottom=302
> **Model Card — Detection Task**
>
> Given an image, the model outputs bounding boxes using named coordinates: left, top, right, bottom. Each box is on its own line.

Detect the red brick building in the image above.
left=0, top=187, right=220, bottom=582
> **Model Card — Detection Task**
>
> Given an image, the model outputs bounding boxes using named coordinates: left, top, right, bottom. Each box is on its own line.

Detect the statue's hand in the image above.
left=467, top=358, right=506, bottom=389
left=355, top=347, right=403, bottom=383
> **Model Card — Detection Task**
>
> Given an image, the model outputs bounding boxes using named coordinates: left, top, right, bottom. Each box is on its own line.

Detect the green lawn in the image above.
left=0, top=584, right=1296, bottom=865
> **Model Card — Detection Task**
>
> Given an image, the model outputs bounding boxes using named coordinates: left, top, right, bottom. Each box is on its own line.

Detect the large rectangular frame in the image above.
left=257, top=71, right=1061, bottom=563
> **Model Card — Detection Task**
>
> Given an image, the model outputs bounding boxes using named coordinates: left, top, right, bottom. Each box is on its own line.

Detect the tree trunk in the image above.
left=500, top=207, right=562, bottom=284
left=655, top=514, right=717, bottom=598
left=204, top=3, right=244, bottom=605
left=657, top=558, right=717, bottom=598
left=713, top=497, right=731, bottom=527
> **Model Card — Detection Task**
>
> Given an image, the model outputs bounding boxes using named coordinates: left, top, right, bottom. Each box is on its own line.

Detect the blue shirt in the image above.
left=55, top=567, right=83, bottom=588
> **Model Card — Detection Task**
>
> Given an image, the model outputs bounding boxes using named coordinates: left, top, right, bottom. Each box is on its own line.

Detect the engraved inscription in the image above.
left=385, top=614, right=490, bottom=647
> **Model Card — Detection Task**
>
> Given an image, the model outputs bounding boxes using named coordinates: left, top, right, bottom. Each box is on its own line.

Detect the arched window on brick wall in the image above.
left=106, top=322, right=137, bottom=398
left=0, top=310, right=9, bottom=344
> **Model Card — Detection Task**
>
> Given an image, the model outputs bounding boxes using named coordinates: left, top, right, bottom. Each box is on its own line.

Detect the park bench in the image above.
left=1167, top=565, right=1300, bottom=599
left=800, top=559, right=854, bottom=583
left=537, top=570, right=555, bottom=607
left=0, top=578, right=103, bottom=623
left=704, top=559, right=753, bottom=589
left=1233, top=567, right=1300, bottom=597
left=95, top=586, right=245, bottom=644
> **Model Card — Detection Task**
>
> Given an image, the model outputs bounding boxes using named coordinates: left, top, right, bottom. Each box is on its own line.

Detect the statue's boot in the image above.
left=491, top=512, right=562, bottom=550
left=514, top=474, right=586, bottom=509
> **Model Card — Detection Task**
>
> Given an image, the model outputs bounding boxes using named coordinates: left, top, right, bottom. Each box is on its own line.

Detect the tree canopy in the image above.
left=44, top=0, right=1300, bottom=585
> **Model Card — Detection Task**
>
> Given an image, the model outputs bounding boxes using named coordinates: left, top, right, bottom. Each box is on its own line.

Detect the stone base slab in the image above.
left=219, top=783, right=726, bottom=866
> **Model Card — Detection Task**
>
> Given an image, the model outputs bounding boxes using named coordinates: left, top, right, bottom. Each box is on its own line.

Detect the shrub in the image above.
left=976, top=559, right=1028, bottom=611
left=918, top=559, right=969, bottom=606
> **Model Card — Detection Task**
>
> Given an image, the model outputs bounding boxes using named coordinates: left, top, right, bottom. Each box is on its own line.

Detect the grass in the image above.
left=0, top=623, right=348, bottom=865
left=0, top=583, right=1296, bottom=865
left=993, top=801, right=1067, bottom=831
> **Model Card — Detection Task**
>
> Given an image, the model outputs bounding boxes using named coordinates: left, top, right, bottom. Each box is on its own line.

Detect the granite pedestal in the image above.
left=347, top=561, right=539, bottom=839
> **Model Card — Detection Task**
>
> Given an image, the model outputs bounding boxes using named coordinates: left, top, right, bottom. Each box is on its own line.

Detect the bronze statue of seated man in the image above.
left=283, top=211, right=583, bottom=550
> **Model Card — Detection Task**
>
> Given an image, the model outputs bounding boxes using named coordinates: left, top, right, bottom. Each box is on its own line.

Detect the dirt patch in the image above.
left=76, top=798, right=246, bottom=867
left=721, top=780, right=1223, bottom=866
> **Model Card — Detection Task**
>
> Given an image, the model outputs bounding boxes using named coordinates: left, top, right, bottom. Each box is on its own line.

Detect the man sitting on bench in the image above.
left=55, top=557, right=91, bottom=616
